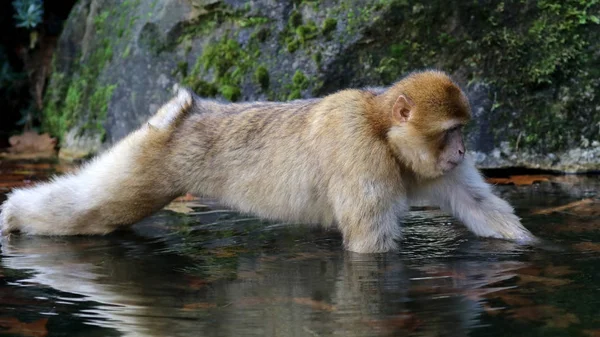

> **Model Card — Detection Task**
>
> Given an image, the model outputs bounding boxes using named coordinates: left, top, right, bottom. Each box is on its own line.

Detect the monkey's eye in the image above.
left=446, top=125, right=463, bottom=134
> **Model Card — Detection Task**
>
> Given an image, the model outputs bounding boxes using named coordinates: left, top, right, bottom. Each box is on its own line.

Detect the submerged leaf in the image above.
left=573, top=242, right=600, bottom=252
left=0, top=317, right=48, bottom=337
left=532, top=198, right=596, bottom=215
left=486, top=175, right=550, bottom=186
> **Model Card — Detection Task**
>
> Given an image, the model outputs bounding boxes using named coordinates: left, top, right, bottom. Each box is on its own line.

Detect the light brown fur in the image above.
left=0, top=70, right=537, bottom=253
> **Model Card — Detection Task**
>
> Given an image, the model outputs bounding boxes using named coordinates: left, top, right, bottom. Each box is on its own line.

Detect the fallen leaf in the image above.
left=551, top=219, right=600, bottom=233
left=182, top=302, right=217, bottom=311
left=543, top=265, right=576, bottom=277
left=573, top=242, right=600, bottom=252
left=184, top=276, right=209, bottom=290
left=509, top=305, right=580, bottom=328
left=583, top=329, right=600, bottom=337
left=493, top=292, right=534, bottom=306
left=482, top=303, right=504, bottom=316
left=163, top=202, right=195, bottom=214
left=0, top=317, right=48, bottom=337
left=5, top=132, right=56, bottom=155
left=0, top=181, right=32, bottom=189
left=174, top=193, right=199, bottom=202
left=532, top=198, right=596, bottom=215
left=292, top=298, right=336, bottom=312
left=517, top=274, right=572, bottom=288
left=546, top=312, right=580, bottom=328
left=514, top=266, right=542, bottom=276
left=364, top=313, right=421, bottom=332
left=487, top=175, right=550, bottom=186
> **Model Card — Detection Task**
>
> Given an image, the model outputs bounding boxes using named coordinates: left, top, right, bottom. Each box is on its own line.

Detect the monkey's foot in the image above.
left=344, top=233, right=399, bottom=253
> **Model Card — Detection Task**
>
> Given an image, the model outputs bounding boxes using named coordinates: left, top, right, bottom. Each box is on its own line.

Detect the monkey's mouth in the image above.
left=441, top=160, right=460, bottom=172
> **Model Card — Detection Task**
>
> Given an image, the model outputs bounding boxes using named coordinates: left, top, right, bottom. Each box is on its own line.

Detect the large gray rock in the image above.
left=44, top=0, right=600, bottom=171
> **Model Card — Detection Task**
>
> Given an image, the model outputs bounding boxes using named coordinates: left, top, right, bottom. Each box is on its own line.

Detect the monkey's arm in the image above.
left=0, top=89, right=192, bottom=235
left=412, top=157, right=537, bottom=243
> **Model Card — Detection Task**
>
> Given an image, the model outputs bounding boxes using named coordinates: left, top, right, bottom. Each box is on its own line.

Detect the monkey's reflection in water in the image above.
left=1, top=230, right=526, bottom=337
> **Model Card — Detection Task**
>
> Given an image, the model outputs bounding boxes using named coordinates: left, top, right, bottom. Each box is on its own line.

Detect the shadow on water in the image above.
left=0, top=163, right=599, bottom=336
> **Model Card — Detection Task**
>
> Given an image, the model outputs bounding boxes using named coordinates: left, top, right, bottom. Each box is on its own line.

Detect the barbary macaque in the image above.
left=0, top=70, right=537, bottom=253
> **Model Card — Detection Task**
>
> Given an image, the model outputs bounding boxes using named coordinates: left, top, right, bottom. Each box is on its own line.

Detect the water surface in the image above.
left=0, top=161, right=598, bottom=337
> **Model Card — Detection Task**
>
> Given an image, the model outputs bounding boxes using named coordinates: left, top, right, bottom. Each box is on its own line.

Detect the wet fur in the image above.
left=0, top=71, right=536, bottom=253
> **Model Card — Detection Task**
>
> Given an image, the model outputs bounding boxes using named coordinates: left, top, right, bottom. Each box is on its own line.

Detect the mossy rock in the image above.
left=43, top=0, right=600, bottom=170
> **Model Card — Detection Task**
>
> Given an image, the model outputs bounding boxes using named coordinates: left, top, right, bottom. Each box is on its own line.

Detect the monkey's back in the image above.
left=167, top=97, right=336, bottom=225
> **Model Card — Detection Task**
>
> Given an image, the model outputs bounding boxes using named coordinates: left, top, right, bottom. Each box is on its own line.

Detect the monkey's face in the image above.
left=434, top=125, right=466, bottom=173
left=388, top=123, right=466, bottom=179
left=386, top=72, right=471, bottom=179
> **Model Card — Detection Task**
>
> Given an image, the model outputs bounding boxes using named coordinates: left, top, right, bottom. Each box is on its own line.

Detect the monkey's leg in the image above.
left=1, top=89, right=193, bottom=236
left=331, top=182, right=405, bottom=253
left=414, top=157, right=537, bottom=243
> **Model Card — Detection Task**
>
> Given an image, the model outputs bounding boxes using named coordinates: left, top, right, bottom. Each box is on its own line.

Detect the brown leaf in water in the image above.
left=493, top=292, right=534, bottom=306
left=0, top=181, right=32, bottom=189
left=163, top=202, right=195, bottom=214
left=510, top=305, right=580, bottom=328
left=486, top=175, right=550, bottom=186
left=583, top=329, right=600, bottom=337
left=515, top=266, right=542, bottom=276
left=552, top=218, right=600, bottom=233
left=0, top=317, right=48, bottom=337
left=482, top=303, right=504, bottom=316
left=517, top=274, right=572, bottom=288
left=292, top=298, right=337, bottom=311
left=182, top=302, right=217, bottom=311
left=532, top=198, right=596, bottom=215
left=2, top=132, right=56, bottom=159
left=573, top=242, right=600, bottom=252
left=185, top=276, right=209, bottom=290
left=232, top=297, right=336, bottom=312
left=5, top=163, right=53, bottom=170
left=543, top=265, right=576, bottom=277
left=364, top=313, right=421, bottom=333
left=174, top=193, right=199, bottom=202
left=546, top=312, right=580, bottom=328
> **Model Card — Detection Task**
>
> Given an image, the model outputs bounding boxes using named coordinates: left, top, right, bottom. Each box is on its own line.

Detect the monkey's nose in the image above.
left=458, top=149, right=464, bottom=156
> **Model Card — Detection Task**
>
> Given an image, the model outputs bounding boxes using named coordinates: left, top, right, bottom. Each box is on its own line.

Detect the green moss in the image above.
left=312, top=51, right=322, bottom=67
left=281, top=7, right=319, bottom=53
left=87, top=84, right=117, bottom=140
left=219, top=85, right=241, bottom=101
left=296, top=21, right=318, bottom=44
left=189, top=78, right=218, bottom=97
left=321, top=17, right=337, bottom=35
left=251, top=27, right=270, bottom=42
left=292, top=70, right=309, bottom=90
left=176, top=61, right=188, bottom=78
left=182, top=34, right=263, bottom=101
left=284, top=70, right=310, bottom=101
left=288, top=10, right=302, bottom=28
left=41, top=1, right=142, bottom=142
left=287, top=39, right=300, bottom=53
left=287, top=89, right=302, bottom=101
left=254, top=66, right=269, bottom=90
left=239, top=16, right=269, bottom=27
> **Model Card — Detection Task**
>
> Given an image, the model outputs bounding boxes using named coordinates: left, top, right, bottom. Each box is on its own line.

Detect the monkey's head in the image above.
left=383, top=71, right=471, bottom=179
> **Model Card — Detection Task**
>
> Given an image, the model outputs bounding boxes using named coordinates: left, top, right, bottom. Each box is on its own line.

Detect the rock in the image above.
left=43, top=0, right=600, bottom=172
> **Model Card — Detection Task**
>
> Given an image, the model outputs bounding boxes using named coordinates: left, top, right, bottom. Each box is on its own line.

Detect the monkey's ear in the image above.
left=392, top=95, right=414, bottom=123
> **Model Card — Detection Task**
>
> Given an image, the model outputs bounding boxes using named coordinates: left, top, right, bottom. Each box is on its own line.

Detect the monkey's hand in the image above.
left=0, top=88, right=193, bottom=236
left=414, top=157, right=538, bottom=244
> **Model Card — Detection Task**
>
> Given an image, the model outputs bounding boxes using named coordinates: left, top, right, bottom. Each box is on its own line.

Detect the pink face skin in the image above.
left=438, top=127, right=465, bottom=173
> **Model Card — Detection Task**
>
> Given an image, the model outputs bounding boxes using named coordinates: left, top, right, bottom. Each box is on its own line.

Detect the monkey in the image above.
left=0, top=70, right=537, bottom=253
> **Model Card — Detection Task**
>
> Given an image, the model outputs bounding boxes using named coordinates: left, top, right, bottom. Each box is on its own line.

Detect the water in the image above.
left=0, top=161, right=598, bottom=337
